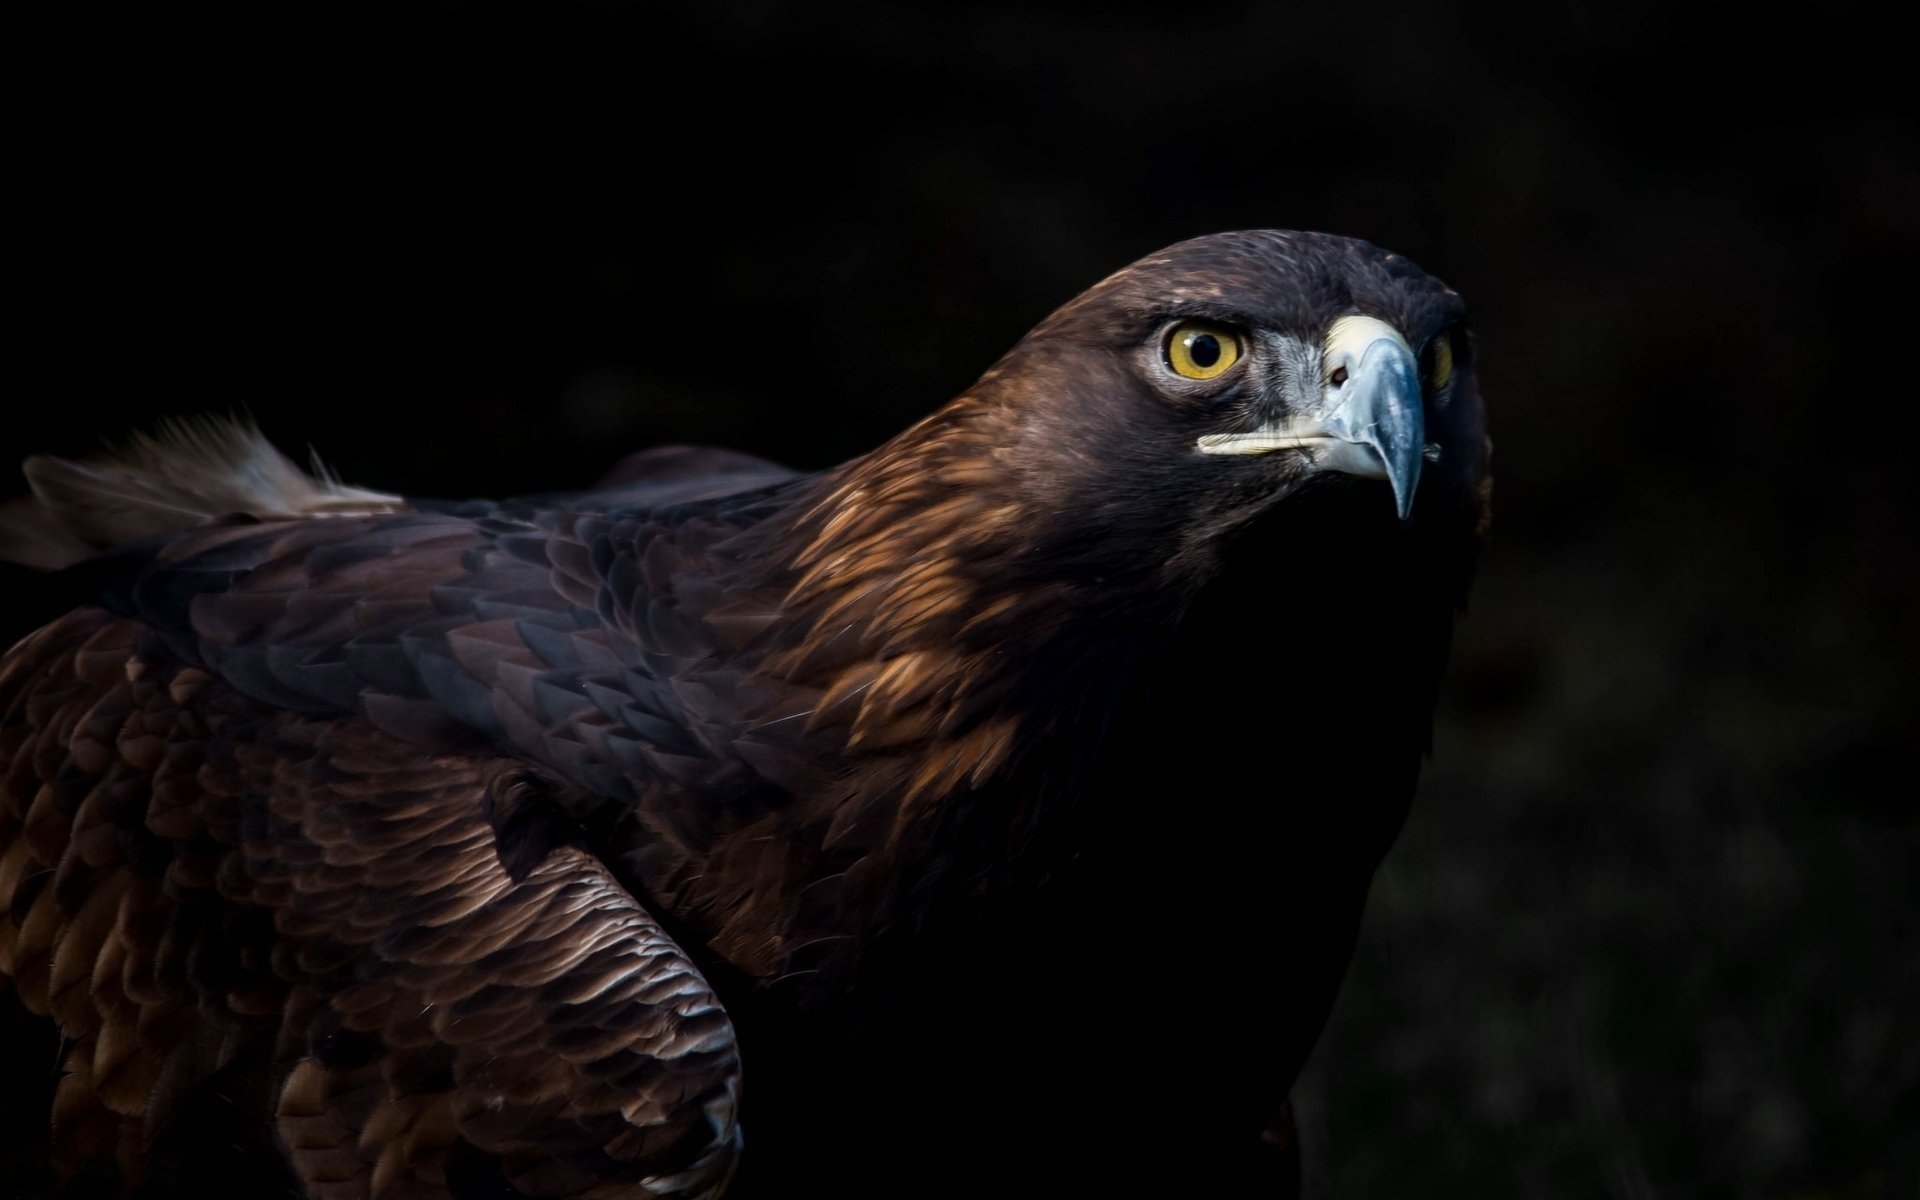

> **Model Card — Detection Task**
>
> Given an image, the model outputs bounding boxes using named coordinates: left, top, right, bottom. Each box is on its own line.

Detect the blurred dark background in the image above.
left=10, top=2, right=1916, bottom=1196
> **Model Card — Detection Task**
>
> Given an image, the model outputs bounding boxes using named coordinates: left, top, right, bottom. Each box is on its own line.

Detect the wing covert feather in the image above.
left=0, top=608, right=742, bottom=1197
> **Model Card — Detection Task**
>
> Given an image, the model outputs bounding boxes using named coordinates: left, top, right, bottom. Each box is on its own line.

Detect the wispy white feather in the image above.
left=0, top=416, right=407, bottom=570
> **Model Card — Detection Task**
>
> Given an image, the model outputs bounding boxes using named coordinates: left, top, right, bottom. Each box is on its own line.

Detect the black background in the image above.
left=10, top=3, right=1917, bottom=1196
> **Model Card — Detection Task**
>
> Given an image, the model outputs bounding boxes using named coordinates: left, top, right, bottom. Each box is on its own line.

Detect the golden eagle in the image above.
left=0, top=231, right=1489, bottom=1198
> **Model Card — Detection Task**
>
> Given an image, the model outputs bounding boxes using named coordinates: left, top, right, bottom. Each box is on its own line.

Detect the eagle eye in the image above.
left=1422, top=331, right=1455, bottom=391
left=1163, top=321, right=1243, bottom=381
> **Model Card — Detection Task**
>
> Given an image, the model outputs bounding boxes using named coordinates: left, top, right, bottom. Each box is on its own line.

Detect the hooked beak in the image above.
left=1195, top=314, right=1427, bottom=519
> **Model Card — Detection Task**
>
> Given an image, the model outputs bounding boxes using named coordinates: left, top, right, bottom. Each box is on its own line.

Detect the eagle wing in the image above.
left=0, top=442, right=808, bottom=1196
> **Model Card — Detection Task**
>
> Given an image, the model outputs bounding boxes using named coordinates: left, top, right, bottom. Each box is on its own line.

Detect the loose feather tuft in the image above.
left=0, top=416, right=407, bottom=570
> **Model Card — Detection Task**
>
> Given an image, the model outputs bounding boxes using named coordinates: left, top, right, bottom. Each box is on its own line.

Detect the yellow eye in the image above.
left=1164, top=321, right=1243, bottom=380
left=1424, top=333, right=1455, bottom=391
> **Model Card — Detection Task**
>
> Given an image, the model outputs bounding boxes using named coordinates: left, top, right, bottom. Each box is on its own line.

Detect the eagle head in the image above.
left=953, top=229, right=1489, bottom=591
left=775, top=230, right=1489, bottom=799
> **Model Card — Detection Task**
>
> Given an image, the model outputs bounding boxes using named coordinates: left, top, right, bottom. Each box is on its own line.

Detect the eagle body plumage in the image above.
left=0, top=232, right=1489, bottom=1198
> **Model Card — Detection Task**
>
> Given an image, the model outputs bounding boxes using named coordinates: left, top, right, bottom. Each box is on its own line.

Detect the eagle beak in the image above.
left=1195, top=314, right=1427, bottom=519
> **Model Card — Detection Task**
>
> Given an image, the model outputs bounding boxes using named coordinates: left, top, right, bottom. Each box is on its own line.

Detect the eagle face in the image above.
left=971, top=230, right=1484, bottom=589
